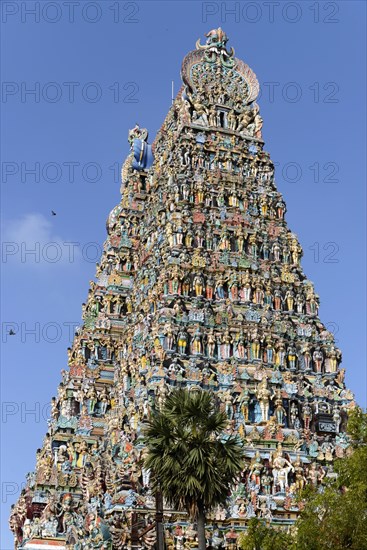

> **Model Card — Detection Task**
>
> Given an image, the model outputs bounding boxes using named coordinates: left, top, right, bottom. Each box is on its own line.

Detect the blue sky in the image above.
left=1, top=1, right=366, bottom=546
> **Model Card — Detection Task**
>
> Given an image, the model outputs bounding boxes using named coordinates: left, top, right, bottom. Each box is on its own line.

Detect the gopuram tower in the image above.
left=10, top=29, right=355, bottom=549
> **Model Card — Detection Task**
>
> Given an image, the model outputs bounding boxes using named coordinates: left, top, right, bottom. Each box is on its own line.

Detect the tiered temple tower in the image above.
left=10, top=29, right=355, bottom=549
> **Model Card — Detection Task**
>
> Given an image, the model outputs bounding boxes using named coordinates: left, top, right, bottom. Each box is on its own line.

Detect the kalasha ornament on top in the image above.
left=9, top=29, right=354, bottom=550
left=195, top=27, right=235, bottom=66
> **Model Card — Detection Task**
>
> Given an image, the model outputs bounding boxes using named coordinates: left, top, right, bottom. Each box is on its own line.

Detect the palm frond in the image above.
left=142, top=388, right=244, bottom=518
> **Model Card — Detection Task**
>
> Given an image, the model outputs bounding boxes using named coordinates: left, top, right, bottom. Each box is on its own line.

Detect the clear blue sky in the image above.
left=1, top=1, right=366, bottom=546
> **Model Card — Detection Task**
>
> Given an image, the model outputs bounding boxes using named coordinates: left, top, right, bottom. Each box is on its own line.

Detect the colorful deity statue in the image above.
left=256, top=377, right=271, bottom=422
left=271, top=444, right=294, bottom=494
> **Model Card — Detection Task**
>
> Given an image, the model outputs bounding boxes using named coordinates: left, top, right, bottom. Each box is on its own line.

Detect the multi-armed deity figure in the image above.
left=10, top=29, right=354, bottom=549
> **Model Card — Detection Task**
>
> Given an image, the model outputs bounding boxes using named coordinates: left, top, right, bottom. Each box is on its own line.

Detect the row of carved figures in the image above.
left=170, top=177, right=278, bottom=200
left=165, top=183, right=283, bottom=212
left=161, top=229, right=302, bottom=259
left=51, top=367, right=347, bottom=444
left=179, top=93, right=263, bottom=137
left=158, top=276, right=317, bottom=311
left=115, top=230, right=302, bottom=265
left=84, top=279, right=319, bottom=321
left=153, top=328, right=339, bottom=372
left=71, top=318, right=339, bottom=367
left=106, top=199, right=286, bottom=243
left=177, top=145, right=274, bottom=175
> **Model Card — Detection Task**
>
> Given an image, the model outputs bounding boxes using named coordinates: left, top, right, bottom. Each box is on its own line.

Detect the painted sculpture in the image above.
left=10, top=29, right=355, bottom=549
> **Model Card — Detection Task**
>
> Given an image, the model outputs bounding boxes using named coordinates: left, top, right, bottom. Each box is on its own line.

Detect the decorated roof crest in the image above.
left=196, top=27, right=235, bottom=68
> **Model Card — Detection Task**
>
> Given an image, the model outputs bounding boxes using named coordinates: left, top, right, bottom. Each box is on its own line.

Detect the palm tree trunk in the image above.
left=197, top=505, right=206, bottom=550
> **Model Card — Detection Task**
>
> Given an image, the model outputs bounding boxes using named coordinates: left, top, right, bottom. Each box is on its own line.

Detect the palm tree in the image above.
left=143, top=388, right=244, bottom=549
